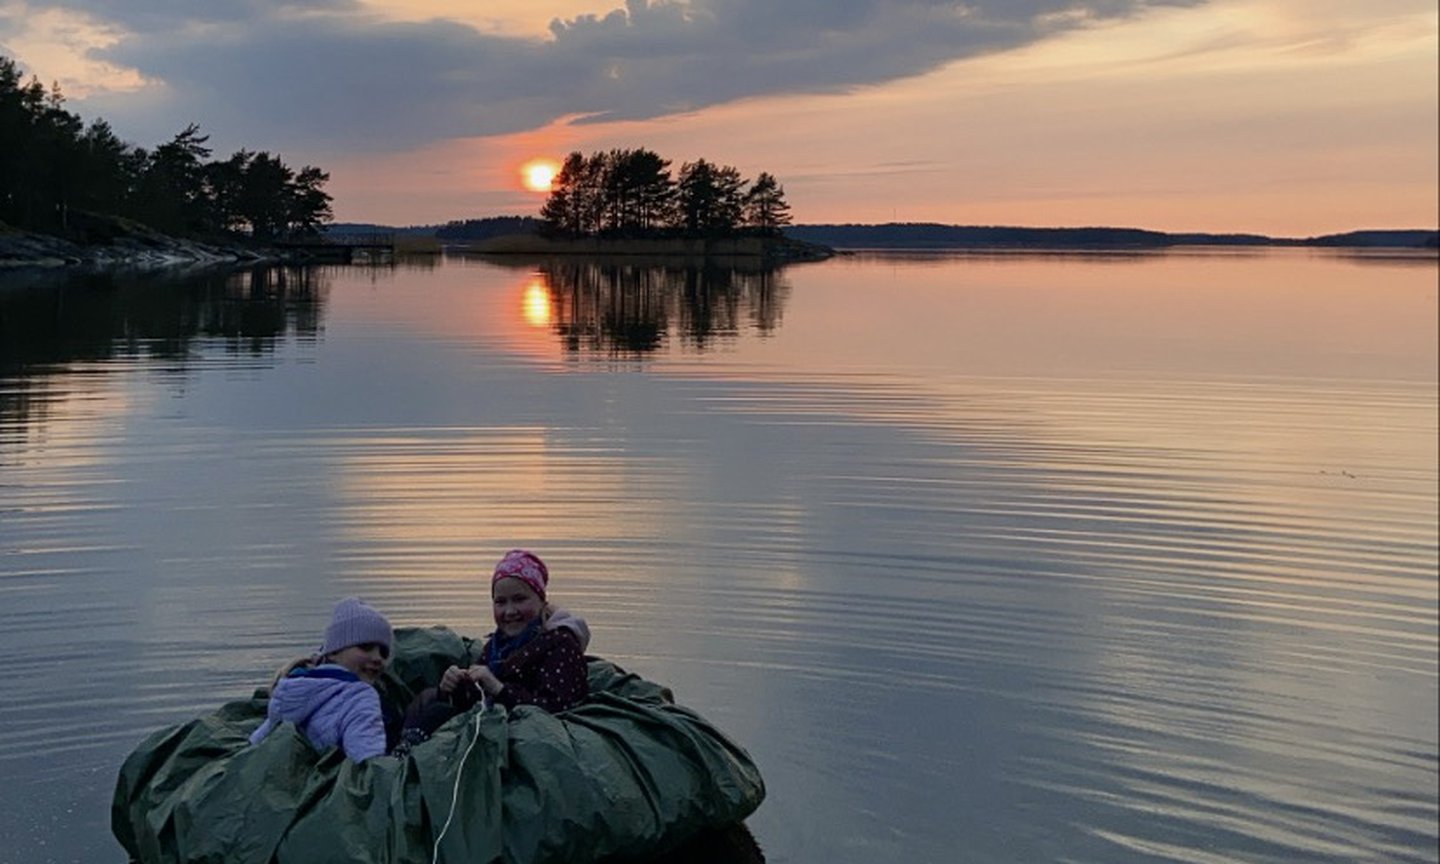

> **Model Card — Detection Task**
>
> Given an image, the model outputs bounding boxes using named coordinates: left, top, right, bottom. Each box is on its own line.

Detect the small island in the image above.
left=451, top=148, right=829, bottom=263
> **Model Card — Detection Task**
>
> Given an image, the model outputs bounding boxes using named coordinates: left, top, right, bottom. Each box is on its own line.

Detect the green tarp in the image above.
left=113, top=627, right=764, bottom=863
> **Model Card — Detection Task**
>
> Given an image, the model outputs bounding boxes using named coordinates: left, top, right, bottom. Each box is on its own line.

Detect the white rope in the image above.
left=431, top=704, right=485, bottom=864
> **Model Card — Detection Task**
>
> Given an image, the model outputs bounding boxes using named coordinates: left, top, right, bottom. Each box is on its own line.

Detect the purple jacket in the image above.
left=249, top=665, right=386, bottom=761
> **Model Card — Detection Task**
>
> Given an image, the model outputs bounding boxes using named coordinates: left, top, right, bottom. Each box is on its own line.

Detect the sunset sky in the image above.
left=1, top=0, right=1435, bottom=235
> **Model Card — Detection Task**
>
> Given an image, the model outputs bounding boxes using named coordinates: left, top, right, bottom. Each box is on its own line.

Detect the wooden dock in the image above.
left=276, top=233, right=395, bottom=263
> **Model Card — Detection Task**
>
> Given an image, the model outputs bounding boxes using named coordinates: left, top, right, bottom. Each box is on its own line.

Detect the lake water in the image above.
left=0, top=249, right=1435, bottom=864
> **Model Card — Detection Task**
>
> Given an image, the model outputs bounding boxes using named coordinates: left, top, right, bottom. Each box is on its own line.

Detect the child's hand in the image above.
left=466, top=664, right=503, bottom=696
left=438, top=665, right=468, bottom=694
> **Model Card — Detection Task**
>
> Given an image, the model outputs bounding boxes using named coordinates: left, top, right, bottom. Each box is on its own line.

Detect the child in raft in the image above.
left=249, top=596, right=395, bottom=762
left=404, top=550, right=589, bottom=738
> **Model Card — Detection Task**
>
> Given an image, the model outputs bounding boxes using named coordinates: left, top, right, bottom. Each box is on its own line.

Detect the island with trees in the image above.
left=466, top=148, right=831, bottom=262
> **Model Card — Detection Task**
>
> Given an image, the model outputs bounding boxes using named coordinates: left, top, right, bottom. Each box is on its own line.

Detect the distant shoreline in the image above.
left=780, top=224, right=1439, bottom=251
left=334, top=218, right=1439, bottom=253
left=5, top=218, right=1435, bottom=273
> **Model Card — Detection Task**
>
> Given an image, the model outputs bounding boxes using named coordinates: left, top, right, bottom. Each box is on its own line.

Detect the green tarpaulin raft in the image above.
left=112, top=627, right=765, bottom=863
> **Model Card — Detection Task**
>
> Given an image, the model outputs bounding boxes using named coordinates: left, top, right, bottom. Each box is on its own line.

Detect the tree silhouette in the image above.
left=0, top=53, right=332, bottom=242
left=76, top=119, right=142, bottom=219
left=604, top=148, right=673, bottom=234
left=0, top=59, right=49, bottom=227
left=675, top=159, right=745, bottom=235
left=743, top=172, right=791, bottom=235
left=287, top=166, right=333, bottom=237
left=539, top=151, right=594, bottom=236
left=135, top=124, right=213, bottom=235
left=539, top=147, right=788, bottom=239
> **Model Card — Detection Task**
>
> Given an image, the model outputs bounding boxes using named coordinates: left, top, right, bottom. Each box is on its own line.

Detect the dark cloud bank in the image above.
left=65, top=0, right=1201, bottom=152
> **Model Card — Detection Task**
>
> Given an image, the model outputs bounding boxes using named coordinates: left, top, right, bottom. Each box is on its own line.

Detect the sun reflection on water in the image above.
left=523, top=279, right=552, bottom=327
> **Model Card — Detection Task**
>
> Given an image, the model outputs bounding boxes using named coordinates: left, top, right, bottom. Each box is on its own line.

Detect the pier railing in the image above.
left=274, top=233, right=396, bottom=261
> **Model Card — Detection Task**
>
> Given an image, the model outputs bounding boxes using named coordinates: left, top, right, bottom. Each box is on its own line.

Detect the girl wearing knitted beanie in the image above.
left=249, top=597, right=394, bottom=762
left=404, top=550, right=589, bottom=738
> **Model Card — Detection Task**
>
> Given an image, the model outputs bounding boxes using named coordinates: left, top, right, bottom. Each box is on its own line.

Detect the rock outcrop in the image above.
left=1, top=213, right=277, bottom=271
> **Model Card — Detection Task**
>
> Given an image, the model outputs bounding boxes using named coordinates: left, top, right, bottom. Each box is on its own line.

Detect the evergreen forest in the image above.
left=0, top=55, right=332, bottom=242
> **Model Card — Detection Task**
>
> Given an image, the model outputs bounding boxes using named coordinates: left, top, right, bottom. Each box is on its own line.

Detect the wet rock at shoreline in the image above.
left=0, top=213, right=277, bottom=272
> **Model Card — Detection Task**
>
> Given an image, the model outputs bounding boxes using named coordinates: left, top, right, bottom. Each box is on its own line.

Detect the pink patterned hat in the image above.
left=492, top=549, right=548, bottom=599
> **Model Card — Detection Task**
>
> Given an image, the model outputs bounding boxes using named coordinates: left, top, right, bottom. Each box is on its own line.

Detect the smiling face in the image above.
left=492, top=576, right=544, bottom=637
left=327, top=642, right=389, bottom=684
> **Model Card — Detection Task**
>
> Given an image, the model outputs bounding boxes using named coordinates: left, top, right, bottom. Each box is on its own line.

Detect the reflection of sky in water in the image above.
left=0, top=252, right=1434, bottom=863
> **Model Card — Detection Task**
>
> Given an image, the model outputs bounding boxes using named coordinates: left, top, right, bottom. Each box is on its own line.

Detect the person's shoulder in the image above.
left=289, top=666, right=368, bottom=695
left=340, top=677, right=378, bottom=695
left=332, top=678, right=382, bottom=717
left=542, top=625, right=584, bottom=652
left=269, top=669, right=353, bottom=714
left=512, top=626, right=580, bottom=658
left=544, top=606, right=591, bottom=651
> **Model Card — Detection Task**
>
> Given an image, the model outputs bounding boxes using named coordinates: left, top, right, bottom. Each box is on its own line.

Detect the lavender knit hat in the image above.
left=320, top=597, right=393, bottom=657
left=492, top=549, right=548, bottom=600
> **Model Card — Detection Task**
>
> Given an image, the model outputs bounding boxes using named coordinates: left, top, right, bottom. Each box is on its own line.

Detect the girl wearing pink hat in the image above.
left=403, top=550, right=590, bottom=738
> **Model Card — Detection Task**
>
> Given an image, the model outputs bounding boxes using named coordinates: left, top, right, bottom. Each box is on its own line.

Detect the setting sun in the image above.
left=521, top=159, right=559, bottom=192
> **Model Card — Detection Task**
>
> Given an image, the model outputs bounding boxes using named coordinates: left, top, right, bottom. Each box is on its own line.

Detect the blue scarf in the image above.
left=288, top=663, right=360, bottom=683
left=484, top=619, right=542, bottom=674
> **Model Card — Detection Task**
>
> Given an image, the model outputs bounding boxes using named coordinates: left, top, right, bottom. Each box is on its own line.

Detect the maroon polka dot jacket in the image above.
left=453, top=612, right=590, bottom=714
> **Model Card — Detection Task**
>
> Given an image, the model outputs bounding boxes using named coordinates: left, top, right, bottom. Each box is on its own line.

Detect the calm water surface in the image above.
left=0, top=250, right=1435, bottom=863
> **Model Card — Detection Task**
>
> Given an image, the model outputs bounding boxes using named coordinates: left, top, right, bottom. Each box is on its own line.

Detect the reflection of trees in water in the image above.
left=194, top=266, right=327, bottom=355
left=542, top=261, right=790, bottom=356
left=0, top=265, right=331, bottom=432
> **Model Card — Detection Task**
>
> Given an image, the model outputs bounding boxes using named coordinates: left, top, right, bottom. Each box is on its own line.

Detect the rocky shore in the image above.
left=1, top=213, right=844, bottom=275
left=0, top=222, right=282, bottom=272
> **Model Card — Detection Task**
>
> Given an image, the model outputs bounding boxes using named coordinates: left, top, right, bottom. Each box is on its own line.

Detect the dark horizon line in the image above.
left=788, top=221, right=1439, bottom=239
left=327, top=217, right=1439, bottom=250
left=781, top=223, right=1440, bottom=249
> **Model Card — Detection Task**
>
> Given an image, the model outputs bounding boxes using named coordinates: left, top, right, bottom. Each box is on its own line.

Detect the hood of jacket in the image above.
left=545, top=606, right=591, bottom=653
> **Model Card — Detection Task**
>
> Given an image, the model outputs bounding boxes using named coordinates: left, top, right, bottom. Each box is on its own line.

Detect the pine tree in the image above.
left=743, top=172, right=791, bottom=235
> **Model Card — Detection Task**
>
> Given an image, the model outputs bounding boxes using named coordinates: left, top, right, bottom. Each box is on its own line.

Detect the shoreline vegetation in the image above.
left=0, top=219, right=834, bottom=270
left=375, top=216, right=1439, bottom=252
left=3, top=52, right=335, bottom=274
left=360, top=216, right=1440, bottom=252
left=457, top=232, right=833, bottom=262
left=4, top=217, right=1436, bottom=273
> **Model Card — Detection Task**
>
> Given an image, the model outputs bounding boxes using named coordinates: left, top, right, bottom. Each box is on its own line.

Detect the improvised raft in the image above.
left=112, top=626, right=765, bottom=864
